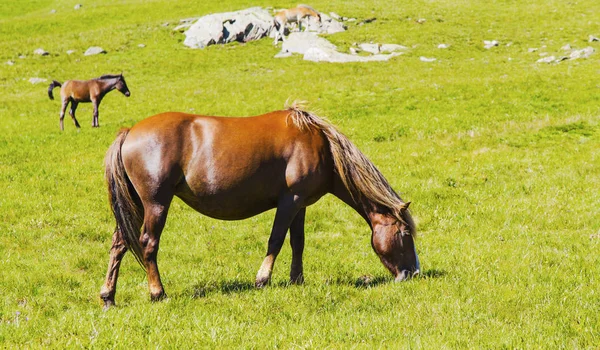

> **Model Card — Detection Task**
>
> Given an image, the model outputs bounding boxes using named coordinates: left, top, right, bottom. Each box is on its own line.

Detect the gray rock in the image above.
left=359, top=43, right=381, bottom=54
left=589, top=35, right=599, bottom=42
left=347, top=18, right=356, bottom=22
left=537, top=56, right=555, bottom=63
left=19, top=55, right=26, bottom=59
left=282, top=32, right=337, bottom=55
left=6, top=60, right=15, bottom=65
left=29, top=77, right=47, bottom=84
left=484, top=40, right=499, bottom=49
left=561, top=44, right=571, bottom=51
left=173, top=23, right=193, bottom=32
left=50, top=9, right=56, bottom=14
left=74, top=4, right=82, bottom=10
left=184, top=7, right=274, bottom=49
left=527, top=48, right=538, bottom=52
left=358, top=43, right=405, bottom=54
left=437, top=43, right=450, bottom=49
left=34, top=48, right=49, bottom=56
left=84, top=46, right=106, bottom=55
left=349, top=47, right=358, bottom=55
left=419, top=56, right=437, bottom=62
left=66, top=50, right=76, bottom=55
left=304, top=15, right=346, bottom=35
left=555, top=56, right=569, bottom=62
left=304, top=47, right=401, bottom=63
left=380, top=44, right=408, bottom=52
left=329, top=12, right=341, bottom=20
left=137, top=44, right=146, bottom=48
left=569, top=46, right=594, bottom=60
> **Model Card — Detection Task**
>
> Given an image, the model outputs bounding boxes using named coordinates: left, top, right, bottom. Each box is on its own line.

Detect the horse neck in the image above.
left=330, top=175, right=391, bottom=229
left=98, top=77, right=119, bottom=93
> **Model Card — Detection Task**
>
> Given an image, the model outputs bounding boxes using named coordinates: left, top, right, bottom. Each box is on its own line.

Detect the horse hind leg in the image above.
left=256, top=195, right=301, bottom=288
left=69, top=100, right=81, bottom=129
left=59, top=98, right=69, bottom=131
left=289, top=208, right=306, bottom=284
left=100, top=228, right=129, bottom=310
left=140, top=199, right=172, bottom=301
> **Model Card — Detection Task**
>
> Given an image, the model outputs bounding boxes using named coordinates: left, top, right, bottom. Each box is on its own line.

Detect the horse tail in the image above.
left=47, top=80, right=61, bottom=100
left=285, top=102, right=408, bottom=224
left=105, top=128, right=145, bottom=269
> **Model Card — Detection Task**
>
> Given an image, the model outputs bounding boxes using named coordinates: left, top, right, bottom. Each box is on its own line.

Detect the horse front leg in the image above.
left=100, top=228, right=128, bottom=310
left=92, top=100, right=100, bottom=127
left=255, top=195, right=300, bottom=288
left=69, top=101, right=81, bottom=129
left=289, top=208, right=306, bottom=284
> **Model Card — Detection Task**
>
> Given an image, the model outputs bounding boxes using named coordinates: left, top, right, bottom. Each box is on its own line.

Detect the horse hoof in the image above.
left=255, top=278, right=270, bottom=289
left=150, top=291, right=167, bottom=302
left=290, top=274, right=304, bottom=285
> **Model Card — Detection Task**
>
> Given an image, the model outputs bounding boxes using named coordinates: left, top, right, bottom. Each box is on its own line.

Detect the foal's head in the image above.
left=371, top=202, right=420, bottom=282
left=116, top=74, right=131, bottom=97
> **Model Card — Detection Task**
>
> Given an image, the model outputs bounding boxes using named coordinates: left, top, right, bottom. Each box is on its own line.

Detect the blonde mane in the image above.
left=285, top=102, right=409, bottom=225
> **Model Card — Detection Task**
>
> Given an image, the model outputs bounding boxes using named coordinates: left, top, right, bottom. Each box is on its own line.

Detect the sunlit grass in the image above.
left=1, top=0, right=599, bottom=348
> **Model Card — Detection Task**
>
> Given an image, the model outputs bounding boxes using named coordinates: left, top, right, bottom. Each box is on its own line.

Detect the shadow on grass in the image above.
left=191, top=280, right=255, bottom=298
left=188, top=269, right=447, bottom=297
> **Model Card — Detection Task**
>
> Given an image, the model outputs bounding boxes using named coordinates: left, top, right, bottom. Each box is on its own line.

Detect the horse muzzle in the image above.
left=125, top=91, right=131, bottom=97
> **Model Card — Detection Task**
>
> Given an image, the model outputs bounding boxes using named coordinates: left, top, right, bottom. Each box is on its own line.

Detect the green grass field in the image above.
left=1, top=0, right=599, bottom=347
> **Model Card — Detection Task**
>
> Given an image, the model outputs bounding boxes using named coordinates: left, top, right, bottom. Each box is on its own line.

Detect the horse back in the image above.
left=121, top=111, right=333, bottom=219
left=61, top=80, right=95, bottom=102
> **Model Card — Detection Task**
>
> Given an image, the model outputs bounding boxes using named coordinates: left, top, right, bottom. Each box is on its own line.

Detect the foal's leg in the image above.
left=91, top=99, right=100, bottom=127
left=59, top=98, right=69, bottom=131
left=140, top=200, right=172, bottom=301
left=289, top=208, right=306, bottom=284
left=100, top=228, right=128, bottom=310
left=256, top=195, right=300, bottom=288
left=69, top=101, right=81, bottom=129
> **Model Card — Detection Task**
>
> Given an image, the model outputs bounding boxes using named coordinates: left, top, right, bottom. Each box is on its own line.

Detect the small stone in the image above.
left=19, top=55, right=26, bottom=59
left=536, top=56, right=555, bottom=63
left=483, top=40, right=499, bottom=49
left=74, top=4, right=82, bottom=10
left=437, top=43, right=450, bottom=49
left=50, top=9, right=56, bottom=14
left=329, top=12, right=341, bottom=20
left=569, top=46, right=594, bottom=60
left=29, top=77, right=47, bottom=84
left=589, top=35, right=599, bottom=42
left=347, top=18, right=356, bottom=22
left=138, top=44, right=146, bottom=48
left=84, top=46, right=107, bottom=56
left=420, top=56, right=436, bottom=62
left=6, top=60, right=14, bottom=65
left=162, top=22, right=170, bottom=27
left=561, top=44, right=571, bottom=51
left=416, top=18, right=426, bottom=24
left=555, top=56, right=569, bottom=62
left=66, top=50, right=75, bottom=55
left=34, top=48, right=49, bottom=56
left=349, top=47, right=358, bottom=55
left=527, top=48, right=538, bottom=52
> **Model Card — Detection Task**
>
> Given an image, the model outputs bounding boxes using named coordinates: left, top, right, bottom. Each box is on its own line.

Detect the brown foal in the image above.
left=48, top=74, right=130, bottom=130
left=100, top=105, right=419, bottom=309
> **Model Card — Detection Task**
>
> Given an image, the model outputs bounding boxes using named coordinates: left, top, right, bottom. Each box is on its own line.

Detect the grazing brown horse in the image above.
left=100, top=104, right=419, bottom=309
left=48, top=74, right=130, bottom=131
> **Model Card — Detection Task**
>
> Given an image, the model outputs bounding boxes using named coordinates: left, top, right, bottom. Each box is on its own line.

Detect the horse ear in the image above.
left=400, top=201, right=411, bottom=213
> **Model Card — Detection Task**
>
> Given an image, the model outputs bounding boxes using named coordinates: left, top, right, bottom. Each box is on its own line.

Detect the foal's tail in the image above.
left=105, top=128, right=145, bottom=269
left=47, top=80, right=61, bottom=100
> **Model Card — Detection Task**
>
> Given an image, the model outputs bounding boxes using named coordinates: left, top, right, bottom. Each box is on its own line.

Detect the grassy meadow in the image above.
left=1, top=0, right=599, bottom=347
